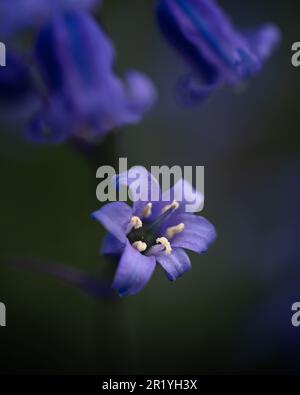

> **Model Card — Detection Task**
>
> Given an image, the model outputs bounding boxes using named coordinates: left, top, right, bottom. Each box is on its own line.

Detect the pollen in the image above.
left=130, top=216, right=143, bottom=229
left=166, top=223, right=185, bottom=239
left=156, top=237, right=172, bottom=255
left=132, top=241, right=147, bottom=253
left=162, top=200, right=180, bottom=213
left=141, top=202, right=152, bottom=218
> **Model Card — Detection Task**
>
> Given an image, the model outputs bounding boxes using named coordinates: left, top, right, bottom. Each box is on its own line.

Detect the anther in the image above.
left=166, top=223, right=185, bottom=239
left=130, top=216, right=143, bottom=230
left=162, top=200, right=179, bottom=214
left=132, top=241, right=147, bottom=253
left=141, top=202, right=152, bottom=218
left=156, top=237, right=172, bottom=255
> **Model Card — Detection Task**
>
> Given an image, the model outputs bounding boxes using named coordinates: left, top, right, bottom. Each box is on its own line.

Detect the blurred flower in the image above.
left=156, top=0, right=281, bottom=105
left=0, top=0, right=100, bottom=36
left=0, top=52, right=35, bottom=104
left=27, top=11, right=156, bottom=144
left=92, top=167, right=216, bottom=296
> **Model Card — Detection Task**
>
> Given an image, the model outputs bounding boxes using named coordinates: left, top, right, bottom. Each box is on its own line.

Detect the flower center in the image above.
left=127, top=201, right=184, bottom=255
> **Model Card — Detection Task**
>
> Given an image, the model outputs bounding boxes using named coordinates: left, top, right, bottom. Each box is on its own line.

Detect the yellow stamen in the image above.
left=141, top=202, right=152, bottom=218
left=132, top=241, right=147, bottom=253
left=130, top=216, right=143, bottom=230
left=156, top=237, right=172, bottom=255
left=166, top=223, right=185, bottom=239
left=162, top=200, right=179, bottom=214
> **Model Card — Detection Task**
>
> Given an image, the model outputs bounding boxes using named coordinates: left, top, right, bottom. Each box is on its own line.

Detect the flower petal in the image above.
left=157, top=247, right=191, bottom=281
left=244, top=24, right=281, bottom=62
left=113, top=166, right=162, bottom=218
left=156, top=0, right=221, bottom=84
left=31, top=10, right=156, bottom=142
left=102, top=233, right=125, bottom=256
left=156, top=0, right=280, bottom=100
left=170, top=213, right=217, bottom=254
left=112, top=240, right=156, bottom=296
left=176, top=74, right=217, bottom=106
left=27, top=97, right=73, bottom=144
left=91, top=202, right=132, bottom=244
left=120, top=70, right=157, bottom=124
left=162, top=178, right=204, bottom=213
left=0, top=52, right=35, bottom=104
left=0, top=0, right=100, bottom=36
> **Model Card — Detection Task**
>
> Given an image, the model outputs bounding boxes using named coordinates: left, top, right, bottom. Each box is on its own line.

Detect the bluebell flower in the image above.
left=28, top=11, right=156, bottom=143
left=0, top=0, right=100, bottom=36
left=92, top=167, right=216, bottom=296
left=156, top=0, right=281, bottom=104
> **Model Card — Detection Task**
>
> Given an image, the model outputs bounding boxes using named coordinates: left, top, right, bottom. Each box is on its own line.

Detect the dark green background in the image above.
left=0, top=0, right=300, bottom=374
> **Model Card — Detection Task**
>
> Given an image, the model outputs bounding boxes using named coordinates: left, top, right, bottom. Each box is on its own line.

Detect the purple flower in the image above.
left=0, top=0, right=100, bottom=36
left=156, top=0, right=281, bottom=104
left=92, top=167, right=216, bottom=296
left=0, top=52, right=35, bottom=104
left=28, top=11, right=156, bottom=143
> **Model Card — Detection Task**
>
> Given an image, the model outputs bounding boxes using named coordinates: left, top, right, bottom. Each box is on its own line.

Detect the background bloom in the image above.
left=92, top=168, right=216, bottom=296
left=0, top=52, right=35, bottom=104
left=238, top=283, right=300, bottom=373
left=0, top=0, right=100, bottom=36
left=156, top=0, right=281, bottom=104
left=28, top=11, right=157, bottom=143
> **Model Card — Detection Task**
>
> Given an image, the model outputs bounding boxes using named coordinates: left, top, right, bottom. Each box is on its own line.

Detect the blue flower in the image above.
left=0, top=52, right=35, bottom=104
left=92, top=167, right=216, bottom=296
left=0, top=0, right=100, bottom=36
left=28, top=11, right=156, bottom=143
left=156, top=0, right=281, bottom=104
